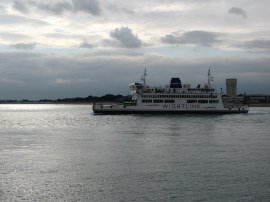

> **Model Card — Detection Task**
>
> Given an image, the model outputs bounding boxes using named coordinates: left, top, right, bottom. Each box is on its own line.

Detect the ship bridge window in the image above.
left=143, top=95, right=151, bottom=98
left=142, top=99, right=152, bottom=103
left=209, top=100, right=219, bottom=103
left=165, top=100, right=175, bottom=103
left=187, top=100, right=197, bottom=103
left=198, top=100, right=208, bottom=103
left=153, top=99, right=163, bottom=103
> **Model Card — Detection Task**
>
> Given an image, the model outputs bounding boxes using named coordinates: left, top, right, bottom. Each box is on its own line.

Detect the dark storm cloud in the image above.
left=161, top=31, right=222, bottom=47
left=228, top=7, right=247, bottom=19
left=12, top=0, right=101, bottom=16
left=109, top=26, right=142, bottom=48
left=10, top=43, right=36, bottom=50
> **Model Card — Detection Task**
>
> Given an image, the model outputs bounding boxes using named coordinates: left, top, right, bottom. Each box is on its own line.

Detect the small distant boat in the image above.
left=93, top=69, right=249, bottom=114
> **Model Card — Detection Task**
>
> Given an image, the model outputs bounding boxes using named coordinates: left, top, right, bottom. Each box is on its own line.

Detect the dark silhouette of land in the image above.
left=0, top=94, right=131, bottom=104
left=0, top=94, right=269, bottom=106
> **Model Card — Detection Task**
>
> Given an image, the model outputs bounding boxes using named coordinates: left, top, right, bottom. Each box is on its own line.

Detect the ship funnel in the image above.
left=170, top=78, right=182, bottom=88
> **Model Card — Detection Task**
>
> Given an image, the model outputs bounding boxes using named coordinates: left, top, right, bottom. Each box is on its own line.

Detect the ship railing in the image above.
left=141, top=87, right=216, bottom=94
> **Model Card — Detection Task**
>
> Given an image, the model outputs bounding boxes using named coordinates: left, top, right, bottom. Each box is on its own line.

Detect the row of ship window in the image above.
left=141, top=94, right=217, bottom=99
left=142, top=99, right=219, bottom=104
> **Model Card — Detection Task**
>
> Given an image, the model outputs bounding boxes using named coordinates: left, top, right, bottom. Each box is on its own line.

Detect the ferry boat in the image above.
left=92, top=69, right=249, bottom=114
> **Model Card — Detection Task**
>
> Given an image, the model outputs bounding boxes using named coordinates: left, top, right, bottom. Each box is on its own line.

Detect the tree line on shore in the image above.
left=0, top=94, right=132, bottom=104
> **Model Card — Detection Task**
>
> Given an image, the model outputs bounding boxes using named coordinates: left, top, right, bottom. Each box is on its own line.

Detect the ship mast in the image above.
left=141, top=68, right=147, bottom=88
left=208, top=68, right=213, bottom=89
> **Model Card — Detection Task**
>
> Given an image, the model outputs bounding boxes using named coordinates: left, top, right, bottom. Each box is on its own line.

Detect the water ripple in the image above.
left=0, top=105, right=270, bottom=201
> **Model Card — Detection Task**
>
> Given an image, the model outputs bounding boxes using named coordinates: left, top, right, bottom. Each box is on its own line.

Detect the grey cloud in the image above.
left=109, top=26, right=142, bottom=48
left=105, top=4, right=135, bottom=15
left=72, top=0, right=101, bottom=15
left=11, top=43, right=36, bottom=50
left=161, top=31, right=222, bottom=47
left=45, top=33, right=84, bottom=39
left=45, top=33, right=70, bottom=39
left=14, top=0, right=101, bottom=16
left=103, top=39, right=121, bottom=48
left=0, top=51, right=140, bottom=99
left=0, top=12, right=49, bottom=25
left=79, top=40, right=96, bottom=48
left=13, top=0, right=29, bottom=13
left=228, top=7, right=247, bottom=19
left=0, top=51, right=269, bottom=100
left=0, top=33, right=30, bottom=40
left=33, top=1, right=71, bottom=15
left=241, top=39, right=270, bottom=50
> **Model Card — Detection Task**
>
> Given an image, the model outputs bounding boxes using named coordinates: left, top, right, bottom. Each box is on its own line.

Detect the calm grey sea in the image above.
left=0, top=104, right=270, bottom=201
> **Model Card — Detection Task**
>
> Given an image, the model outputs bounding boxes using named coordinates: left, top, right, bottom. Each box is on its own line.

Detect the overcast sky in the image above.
left=0, top=0, right=270, bottom=100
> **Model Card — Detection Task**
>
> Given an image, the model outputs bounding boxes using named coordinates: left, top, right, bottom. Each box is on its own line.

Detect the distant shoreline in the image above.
left=1, top=94, right=270, bottom=107
left=0, top=94, right=130, bottom=105
left=0, top=102, right=91, bottom=105
left=0, top=101, right=270, bottom=107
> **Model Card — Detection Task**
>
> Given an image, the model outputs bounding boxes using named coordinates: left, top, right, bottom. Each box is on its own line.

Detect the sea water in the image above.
left=0, top=104, right=270, bottom=201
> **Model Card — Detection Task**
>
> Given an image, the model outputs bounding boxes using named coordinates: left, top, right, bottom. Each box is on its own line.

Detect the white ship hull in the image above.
left=93, top=102, right=249, bottom=114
